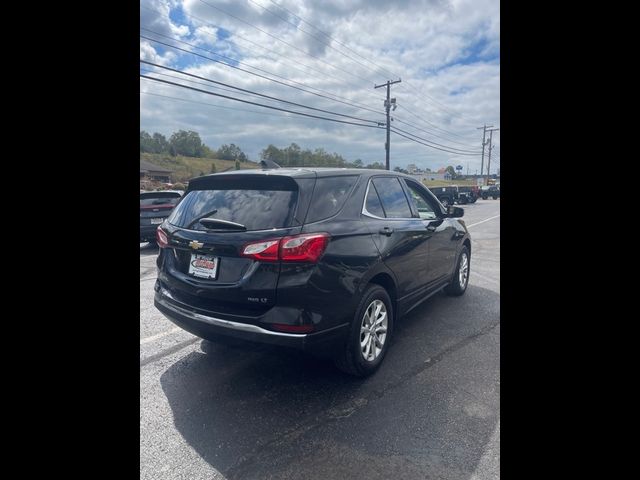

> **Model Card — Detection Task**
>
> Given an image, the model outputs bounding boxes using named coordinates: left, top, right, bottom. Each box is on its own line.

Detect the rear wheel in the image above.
left=492, top=195, right=498, bottom=200
left=335, top=284, right=393, bottom=377
left=445, top=246, right=470, bottom=296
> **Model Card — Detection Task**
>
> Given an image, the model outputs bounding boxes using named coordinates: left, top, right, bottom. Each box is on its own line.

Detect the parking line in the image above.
left=467, top=214, right=500, bottom=229
left=140, top=327, right=182, bottom=345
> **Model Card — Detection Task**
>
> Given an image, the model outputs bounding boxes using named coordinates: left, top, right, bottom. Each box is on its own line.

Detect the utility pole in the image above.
left=485, top=128, right=499, bottom=185
left=375, top=79, right=401, bottom=170
left=477, top=124, right=493, bottom=177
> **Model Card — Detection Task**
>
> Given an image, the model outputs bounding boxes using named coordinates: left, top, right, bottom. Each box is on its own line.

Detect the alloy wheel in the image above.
left=360, top=300, right=388, bottom=362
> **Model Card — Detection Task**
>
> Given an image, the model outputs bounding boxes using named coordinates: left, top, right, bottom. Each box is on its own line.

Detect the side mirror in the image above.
left=447, top=206, right=464, bottom=218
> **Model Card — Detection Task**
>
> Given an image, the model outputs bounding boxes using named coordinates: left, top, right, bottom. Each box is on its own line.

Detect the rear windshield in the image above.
left=140, top=193, right=181, bottom=206
left=168, top=177, right=298, bottom=231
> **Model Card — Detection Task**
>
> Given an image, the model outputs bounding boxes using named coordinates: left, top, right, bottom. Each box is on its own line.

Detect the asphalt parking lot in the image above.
left=140, top=199, right=500, bottom=480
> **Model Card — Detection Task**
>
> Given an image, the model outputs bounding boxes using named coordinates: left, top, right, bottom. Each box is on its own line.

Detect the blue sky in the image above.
left=140, top=0, right=500, bottom=172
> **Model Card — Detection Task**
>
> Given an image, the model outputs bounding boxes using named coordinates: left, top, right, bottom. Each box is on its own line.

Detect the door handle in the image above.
left=379, top=226, right=394, bottom=236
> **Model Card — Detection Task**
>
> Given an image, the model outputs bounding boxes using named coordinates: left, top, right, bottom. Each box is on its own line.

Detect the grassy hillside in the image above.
left=141, top=152, right=258, bottom=182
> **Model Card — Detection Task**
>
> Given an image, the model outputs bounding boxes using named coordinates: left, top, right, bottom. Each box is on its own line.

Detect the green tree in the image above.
left=151, top=132, right=169, bottom=153
left=445, top=166, right=456, bottom=178
left=217, top=143, right=246, bottom=161
left=353, top=159, right=363, bottom=168
left=169, top=130, right=205, bottom=157
left=140, top=131, right=153, bottom=152
left=366, top=162, right=386, bottom=170
left=260, top=144, right=283, bottom=164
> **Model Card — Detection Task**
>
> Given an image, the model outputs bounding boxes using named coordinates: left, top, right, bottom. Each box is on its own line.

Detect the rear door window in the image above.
left=305, top=176, right=358, bottom=223
left=168, top=177, right=298, bottom=231
left=371, top=177, right=412, bottom=218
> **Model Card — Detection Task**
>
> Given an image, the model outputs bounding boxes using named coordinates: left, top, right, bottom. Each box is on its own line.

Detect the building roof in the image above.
left=140, top=159, right=173, bottom=173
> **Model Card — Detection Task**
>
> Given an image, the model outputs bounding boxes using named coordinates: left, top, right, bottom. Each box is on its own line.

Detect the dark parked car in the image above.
left=428, top=185, right=458, bottom=207
left=481, top=185, right=500, bottom=200
left=457, top=185, right=479, bottom=204
left=154, top=168, right=471, bottom=376
left=140, top=190, right=183, bottom=243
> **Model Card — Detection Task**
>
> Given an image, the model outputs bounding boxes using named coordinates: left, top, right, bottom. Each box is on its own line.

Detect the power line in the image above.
left=397, top=104, right=478, bottom=139
left=140, top=74, right=385, bottom=130
left=247, top=0, right=384, bottom=81
left=140, top=60, right=381, bottom=124
left=140, top=3, right=375, bottom=96
left=391, top=126, right=482, bottom=154
left=140, top=67, right=277, bottom=104
left=141, top=91, right=336, bottom=121
left=196, top=0, right=384, bottom=90
left=142, top=2, right=483, bottom=140
left=265, top=0, right=480, bottom=124
left=393, top=117, right=479, bottom=148
left=390, top=128, right=481, bottom=156
left=140, top=32, right=384, bottom=116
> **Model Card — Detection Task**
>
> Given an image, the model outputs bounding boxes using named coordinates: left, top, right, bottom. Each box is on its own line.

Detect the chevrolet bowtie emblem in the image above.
left=189, top=240, right=204, bottom=250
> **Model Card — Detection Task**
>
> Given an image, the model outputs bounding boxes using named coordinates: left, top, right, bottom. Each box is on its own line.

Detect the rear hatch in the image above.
left=158, top=173, right=314, bottom=318
left=140, top=191, right=181, bottom=226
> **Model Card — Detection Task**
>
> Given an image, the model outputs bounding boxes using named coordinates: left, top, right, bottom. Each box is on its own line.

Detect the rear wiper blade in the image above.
left=198, top=218, right=247, bottom=231
left=187, top=209, right=218, bottom=229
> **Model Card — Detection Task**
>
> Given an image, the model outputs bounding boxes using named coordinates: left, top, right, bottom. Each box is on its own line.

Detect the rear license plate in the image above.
left=150, top=218, right=163, bottom=224
left=189, top=253, right=219, bottom=279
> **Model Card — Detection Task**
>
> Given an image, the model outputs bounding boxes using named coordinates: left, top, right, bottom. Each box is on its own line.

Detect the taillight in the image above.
left=280, top=233, right=330, bottom=263
left=240, top=233, right=330, bottom=263
left=240, top=239, right=280, bottom=262
left=156, top=226, right=169, bottom=248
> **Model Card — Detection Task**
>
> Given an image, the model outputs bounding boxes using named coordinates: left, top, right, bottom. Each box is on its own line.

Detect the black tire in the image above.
left=335, top=284, right=394, bottom=377
left=482, top=194, right=488, bottom=200
left=460, top=197, right=468, bottom=205
left=492, top=195, right=498, bottom=200
left=469, top=197, right=477, bottom=204
left=444, top=245, right=470, bottom=296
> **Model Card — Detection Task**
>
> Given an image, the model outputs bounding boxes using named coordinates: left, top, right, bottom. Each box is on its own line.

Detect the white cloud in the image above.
left=140, top=0, right=500, bottom=172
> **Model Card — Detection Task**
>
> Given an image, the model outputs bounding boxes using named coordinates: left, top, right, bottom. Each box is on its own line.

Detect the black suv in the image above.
left=140, top=190, right=183, bottom=243
left=154, top=168, right=471, bottom=376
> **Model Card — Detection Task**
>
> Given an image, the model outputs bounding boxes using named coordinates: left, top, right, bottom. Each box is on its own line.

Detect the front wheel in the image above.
left=335, top=285, right=393, bottom=377
left=444, top=246, right=470, bottom=296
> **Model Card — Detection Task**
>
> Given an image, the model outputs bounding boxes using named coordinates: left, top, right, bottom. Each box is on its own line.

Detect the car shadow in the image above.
left=156, top=285, right=500, bottom=479
left=140, top=242, right=159, bottom=256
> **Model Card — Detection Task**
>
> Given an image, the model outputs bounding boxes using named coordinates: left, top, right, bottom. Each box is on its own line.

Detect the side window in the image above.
left=306, top=176, right=358, bottom=223
left=371, top=177, right=412, bottom=218
left=365, top=181, right=386, bottom=217
left=404, top=181, right=438, bottom=220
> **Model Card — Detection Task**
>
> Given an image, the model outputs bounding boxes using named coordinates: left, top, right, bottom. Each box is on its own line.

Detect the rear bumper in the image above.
left=154, top=285, right=349, bottom=354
